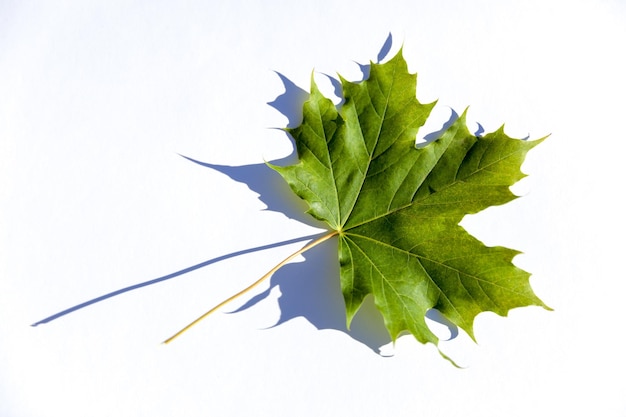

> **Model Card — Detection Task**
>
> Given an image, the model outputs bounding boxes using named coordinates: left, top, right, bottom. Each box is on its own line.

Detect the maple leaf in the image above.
left=165, top=49, right=549, bottom=357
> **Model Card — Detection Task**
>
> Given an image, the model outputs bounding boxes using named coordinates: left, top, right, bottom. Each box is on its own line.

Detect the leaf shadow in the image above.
left=33, top=33, right=459, bottom=353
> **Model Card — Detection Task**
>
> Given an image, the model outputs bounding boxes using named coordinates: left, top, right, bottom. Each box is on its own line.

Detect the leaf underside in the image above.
left=272, top=50, right=548, bottom=349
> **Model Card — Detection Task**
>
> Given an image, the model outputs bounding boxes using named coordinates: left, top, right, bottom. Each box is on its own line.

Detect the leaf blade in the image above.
left=276, top=49, right=549, bottom=354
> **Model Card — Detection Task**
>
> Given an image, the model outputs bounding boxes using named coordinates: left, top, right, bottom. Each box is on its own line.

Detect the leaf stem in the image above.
left=162, top=231, right=338, bottom=344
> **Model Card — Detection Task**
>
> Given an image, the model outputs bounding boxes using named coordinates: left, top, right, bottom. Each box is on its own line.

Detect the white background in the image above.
left=2, top=1, right=625, bottom=416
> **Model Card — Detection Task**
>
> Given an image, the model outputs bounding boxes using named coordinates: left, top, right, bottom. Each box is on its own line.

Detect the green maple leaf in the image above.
left=272, top=50, right=549, bottom=346
left=165, top=49, right=549, bottom=359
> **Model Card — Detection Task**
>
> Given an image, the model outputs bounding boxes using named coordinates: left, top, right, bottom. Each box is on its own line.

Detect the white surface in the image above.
left=2, top=1, right=625, bottom=416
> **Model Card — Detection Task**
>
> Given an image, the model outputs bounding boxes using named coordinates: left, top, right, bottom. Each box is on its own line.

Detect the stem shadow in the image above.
left=31, top=234, right=320, bottom=327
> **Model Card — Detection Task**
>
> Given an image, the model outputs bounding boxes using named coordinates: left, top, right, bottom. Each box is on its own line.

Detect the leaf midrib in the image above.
left=344, top=232, right=533, bottom=300
left=343, top=233, right=423, bottom=333
left=339, top=62, right=397, bottom=230
left=343, top=143, right=526, bottom=231
left=316, top=99, right=342, bottom=229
